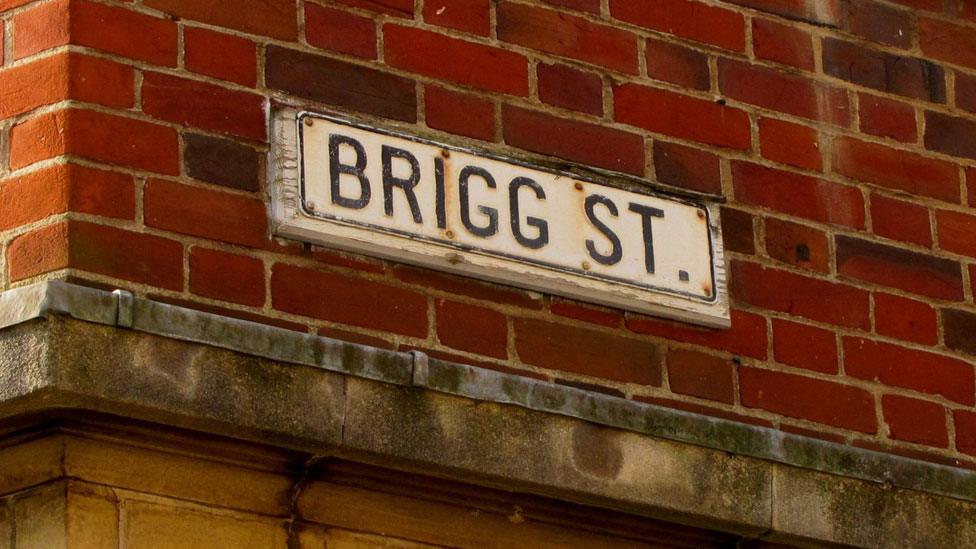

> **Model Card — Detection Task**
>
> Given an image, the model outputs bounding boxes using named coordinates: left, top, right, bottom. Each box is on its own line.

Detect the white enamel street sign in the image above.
left=270, top=109, right=729, bottom=328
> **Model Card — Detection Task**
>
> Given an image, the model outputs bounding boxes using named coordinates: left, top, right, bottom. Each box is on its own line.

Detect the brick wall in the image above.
left=2, top=0, right=976, bottom=468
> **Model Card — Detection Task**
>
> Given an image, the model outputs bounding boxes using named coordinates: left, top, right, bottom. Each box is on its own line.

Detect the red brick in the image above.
left=144, top=0, right=297, bottom=39
left=184, top=27, right=257, bottom=86
left=822, top=38, right=945, bottom=103
left=758, top=118, right=821, bottom=171
left=846, top=2, right=913, bottom=48
left=870, top=194, right=932, bottom=247
left=68, top=53, right=134, bottom=108
left=969, top=168, right=976, bottom=208
left=436, top=299, right=508, bottom=359
left=752, top=18, right=814, bottom=70
left=190, top=247, right=265, bottom=307
left=764, top=218, right=829, bottom=273
left=543, top=0, right=600, bottom=13
left=730, top=260, right=871, bottom=329
left=7, top=222, right=69, bottom=281
left=145, top=179, right=269, bottom=249
left=653, top=141, right=721, bottom=195
left=502, top=105, right=645, bottom=175
left=305, top=4, right=377, bottom=59
left=142, top=72, right=265, bottom=141
left=666, top=349, right=734, bottom=404
left=12, top=0, right=70, bottom=59
left=936, top=209, right=976, bottom=259
left=772, top=319, right=837, bottom=374
left=944, top=308, right=976, bottom=357
left=309, top=246, right=385, bottom=274
left=874, top=292, right=938, bottom=346
left=958, top=410, right=976, bottom=458
left=740, top=367, right=876, bottom=433
left=732, top=162, right=865, bottom=229
left=832, top=137, right=959, bottom=203
left=10, top=109, right=179, bottom=174
left=644, top=38, right=710, bottom=91
left=844, top=337, right=975, bottom=405
left=423, top=0, right=490, bottom=36
left=549, top=298, right=621, bottom=328
left=614, top=83, right=751, bottom=150
left=888, top=0, right=942, bottom=11
left=0, top=54, right=66, bottom=119
left=332, top=0, right=413, bottom=17
left=920, top=18, right=976, bottom=71
left=924, top=111, right=976, bottom=161
left=499, top=2, right=638, bottom=74
left=719, top=59, right=849, bottom=125
left=385, top=24, right=528, bottom=96
left=626, top=309, right=768, bottom=360
left=610, top=0, right=745, bottom=52
left=723, top=0, right=843, bottom=26
left=858, top=94, right=917, bottom=143
left=272, top=263, right=428, bottom=337
left=72, top=0, right=178, bottom=66
left=721, top=207, right=755, bottom=255
left=537, top=63, right=603, bottom=116
left=836, top=235, right=964, bottom=300
left=515, top=318, right=661, bottom=385
left=957, top=70, right=976, bottom=114
left=424, top=86, right=495, bottom=142
left=393, top=265, right=543, bottom=310
left=265, top=45, right=416, bottom=123
left=883, top=395, right=948, bottom=447
left=1, top=0, right=35, bottom=13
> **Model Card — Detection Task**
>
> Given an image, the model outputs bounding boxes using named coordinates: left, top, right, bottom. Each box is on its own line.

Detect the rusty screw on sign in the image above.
left=305, top=117, right=314, bottom=126
left=702, top=282, right=712, bottom=297
left=581, top=261, right=591, bottom=270
left=445, top=230, right=455, bottom=239
left=441, top=149, right=450, bottom=158
left=305, top=201, right=316, bottom=212
left=574, top=182, right=583, bottom=191
left=697, top=210, right=705, bottom=220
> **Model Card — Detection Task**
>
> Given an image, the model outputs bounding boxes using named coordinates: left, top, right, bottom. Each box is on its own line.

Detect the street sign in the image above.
left=270, top=109, right=729, bottom=328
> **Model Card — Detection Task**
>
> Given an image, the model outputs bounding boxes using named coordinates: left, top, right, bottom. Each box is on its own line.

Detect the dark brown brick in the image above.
left=436, top=299, right=508, bottom=359
left=720, top=207, right=755, bottom=254
left=925, top=111, right=976, bottom=160
left=184, top=133, right=260, bottom=192
left=537, top=62, right=603, bottom=116
left=836, top=235, right=964, bottom=300
left=845, top=1, right=913, bottom=48
left=667, top=348, right=734, bottom=403
left=944, top=308, right=976, bottom=356
left=265, top=44, right=416, bottom=122
left=653, top=140, right=722, bottom=194
left=822, top=38, right=945, bottom=102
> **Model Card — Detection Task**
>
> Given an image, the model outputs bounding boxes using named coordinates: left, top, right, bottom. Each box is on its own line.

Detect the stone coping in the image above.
left=0, top=281, right=973, bottom=508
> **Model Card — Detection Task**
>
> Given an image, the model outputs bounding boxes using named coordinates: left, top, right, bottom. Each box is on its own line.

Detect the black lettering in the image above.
left=508, top=177, right=549, bottom=249
left=584, top=194, right=622, bottom=265
left=434, top=157, right=446, bottom=229
left=328, top=134, right=371, bottom=209
left=381, top=145, right=422, bottom=223
left=459, top=166, right=498, bottom=238
left=628, top=202, right=665, bottom=274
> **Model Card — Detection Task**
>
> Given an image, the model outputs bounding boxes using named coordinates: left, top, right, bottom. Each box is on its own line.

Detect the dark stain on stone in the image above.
left=571, top=423, right=623, bottom=479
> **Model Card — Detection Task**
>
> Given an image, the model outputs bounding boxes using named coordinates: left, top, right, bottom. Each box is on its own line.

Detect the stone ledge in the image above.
left=1, top=282, right=975, bottom=545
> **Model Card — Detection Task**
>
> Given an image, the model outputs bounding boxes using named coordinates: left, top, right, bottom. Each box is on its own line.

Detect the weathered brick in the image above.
left=184, top=133, right=261, bottom=192
left=156, top=294, right=306, bottom=332
left=144, top=0, right=297, bottom=39
left=752, top=17, right=814, bottom=70
left=10, top=109, right=179, bottom=174
left=515, top=318, right=662, bottom=385
left=190, top=247, right=265, bottom=307
left=543, top=0, right=600, bottom=13
left=875, top=292, right=938, bottom=346
left=943, top=308, right=976, bottom=356
left=385, top=24, right=528, bottom=96
left=502, top=105, right=645, bottom=175
left=836, top=235, right=964, bottom=300
left=730, top=260, right=871, bottom=329
left=846, top=1, right=913, bottom=48
left=723, top=0, right=842, bottom=26
left=721, top=207, right=755, bottom=255
left=72, top=0, right=178, bottom=66
left=305, top=3, right=377, bottom=59
left=758, top=118, right=821, bottom=171
left=764, top=218, right=829, bottom=273
left=498, top=2, right=638, bottom=73
left=0, top=54, right=66, bottom=119
left=436, top=299, right=508, bottom=359
left=919, top=18, right=976, bottom=71
left=969, top=168, right=976, bottom=208
left=718, top=59, right=850, bottom=125
left=924, top=111, right=976, bottom=161
left=667, top=349, right=734, bottom=404
left=424, top=86, right=495, bottom=142
left=393, top=265, right=543, bottom=309
left=272, top=263, right=428, bottom=337
left=644, top=38, right=710, bottom=90
left=772, top=319, right=838, bottom=374
left=423, top=0, right=490, bottom=36
left=936, top=209, right=976, bottom=259
left=870, top=194, right=932, bottom=247
left=844, top=337, right=975, bottom=405
left=67, top=53, right=134, bottom=108
left=653, top=141, right=721, bottom=195
left=549, top=298, right=621, bottom=328
left=883, top=395, right=948, bottom=448
left=142, top=72, right=265, bottom=141
left=627, top=309, right=768, bottom=359
left=957, top=70, right=976, bottom=114
left=11, top=0, right=69, bottom=59
left=184, top=27, right=257, bottom=86
left=858, top=93, right=917, bottom=143
left=144, top=179, right=269, bottom=249
left=266, top=45, right=417, bottom=122
left=832, top=136, right=959, bottom=202
left=610, top=0, right=745, bottom=52
left=740, top=367, right=876, bottom=433
left=332, top=0, right=413, bottom=17
left=956, top=410, right=976, bottom=457
left=732, top=161, right=865, bottom=229
left=614, top=83, right=751, bottom=150
left=309, top=246, right=385, bottom=274
left=822, top=38, right=945, bottom=102
left=7, top=222, right=69, bottom=281
left=537, top=63, right=603, bottom=116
